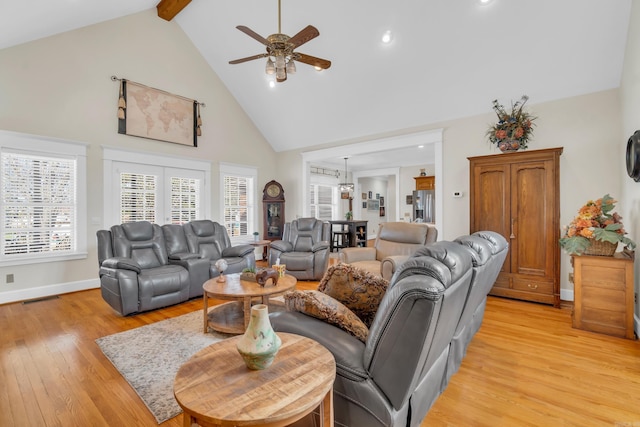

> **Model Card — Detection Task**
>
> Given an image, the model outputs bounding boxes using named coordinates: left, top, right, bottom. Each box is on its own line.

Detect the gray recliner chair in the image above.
left=268, top=217, right=331, bottom=280
left=97, top=221, right=190, bottom=316
left=341, top=221, right=438, bottom=280
left=163, top=220, right=256, bottom=298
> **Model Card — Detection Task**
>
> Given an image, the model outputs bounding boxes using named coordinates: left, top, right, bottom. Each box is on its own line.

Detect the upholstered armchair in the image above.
left=268, top=217, right=331, bottom=280
left=341, top=221, right=438, bottom=280
left=97, top=221, right=190, bottom=316
left=163, top=220, right=256, bottom=297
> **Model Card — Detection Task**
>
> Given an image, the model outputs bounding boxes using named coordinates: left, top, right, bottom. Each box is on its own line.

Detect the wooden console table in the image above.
left=174, top=333, right=336, bottom=427
left=572, top=254, right=635, bottom=339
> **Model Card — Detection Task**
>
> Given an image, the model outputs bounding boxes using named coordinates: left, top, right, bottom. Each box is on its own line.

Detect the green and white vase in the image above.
left=236, top=304, right=281, bottom=370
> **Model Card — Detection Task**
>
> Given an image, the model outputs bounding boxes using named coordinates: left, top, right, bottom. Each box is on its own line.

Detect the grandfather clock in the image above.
left=262, top=180, right=285, bottom=241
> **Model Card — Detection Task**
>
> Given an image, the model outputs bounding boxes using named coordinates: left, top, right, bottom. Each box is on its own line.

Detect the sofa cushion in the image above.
left=317, top=263, right=389, bottom=327
left=284, top=290, right=369, bottom=342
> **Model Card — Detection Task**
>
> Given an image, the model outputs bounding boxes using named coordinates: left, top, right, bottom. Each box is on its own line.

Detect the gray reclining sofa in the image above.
left=271, top=231, right=508, bottom=427
left=97, top=220, right=256, bottom=315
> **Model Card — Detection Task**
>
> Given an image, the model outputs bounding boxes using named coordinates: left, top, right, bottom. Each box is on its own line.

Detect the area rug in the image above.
left=96, top=310, right=231, bottom=424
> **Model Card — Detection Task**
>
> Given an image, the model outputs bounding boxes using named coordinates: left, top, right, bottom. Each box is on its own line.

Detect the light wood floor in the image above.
left=1, top=280, right=639, bottom=426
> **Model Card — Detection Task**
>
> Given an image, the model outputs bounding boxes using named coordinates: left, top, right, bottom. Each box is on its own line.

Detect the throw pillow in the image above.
left=284, top=290, right=369, bottom=342
left=317, top=263, right=389, bottom=327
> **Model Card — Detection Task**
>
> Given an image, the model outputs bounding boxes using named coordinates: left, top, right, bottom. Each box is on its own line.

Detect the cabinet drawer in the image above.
left=511, top=278, right=554, bottom=294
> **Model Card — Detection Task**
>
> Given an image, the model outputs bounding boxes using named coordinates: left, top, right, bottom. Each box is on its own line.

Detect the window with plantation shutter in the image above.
left=170, top=176, right=200, bottom=224
left=310, top=183, right=336, bottom=221
left=0, top=131, right=87, bottom=266
left=106, top=154, right=208, bottom=226
left=220, top=163, right=257, bottom=242
left=120, top=172, right=157, bottom=223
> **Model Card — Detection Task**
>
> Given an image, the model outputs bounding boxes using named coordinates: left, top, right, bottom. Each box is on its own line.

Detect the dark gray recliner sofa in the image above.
left=271, top=232, right=508, bottom=427
left=97, top=220, right=256, bottom=315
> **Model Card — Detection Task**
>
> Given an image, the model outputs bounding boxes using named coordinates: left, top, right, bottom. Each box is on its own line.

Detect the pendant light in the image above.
left=338, top=157, right=354, bottom=193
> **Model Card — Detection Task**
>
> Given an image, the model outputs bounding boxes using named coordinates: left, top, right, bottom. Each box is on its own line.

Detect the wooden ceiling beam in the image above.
left=157, top=0, right=192, bottom=21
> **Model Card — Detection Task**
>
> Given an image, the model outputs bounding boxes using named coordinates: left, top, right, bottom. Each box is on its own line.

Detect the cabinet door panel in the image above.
left=471, top=164, right=511, bottom=271
left=510, top=160, right=555, bottom=278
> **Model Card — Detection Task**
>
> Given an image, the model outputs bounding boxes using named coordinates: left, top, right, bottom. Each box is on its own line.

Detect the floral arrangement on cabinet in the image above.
left=486, top=95, right=536, bottom=152
left=559, top=194, right=636, bottom=255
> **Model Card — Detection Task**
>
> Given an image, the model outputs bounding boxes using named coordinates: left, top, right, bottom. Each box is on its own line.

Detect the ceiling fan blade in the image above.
left=288, top=25, right=320, bottom=48
left=294, top=53, right=332, bottom=70
left=229, top=53, right=269, bottom=64
left=236, top=26, right=270, bottom=46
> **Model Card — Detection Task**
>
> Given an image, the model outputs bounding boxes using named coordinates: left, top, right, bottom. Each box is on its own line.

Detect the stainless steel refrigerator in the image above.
left=412, top=190, right=435, bottom=223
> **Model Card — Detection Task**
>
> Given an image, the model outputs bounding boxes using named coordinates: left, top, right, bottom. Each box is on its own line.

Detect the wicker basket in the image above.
left=583, top=239, right=617, bottom=256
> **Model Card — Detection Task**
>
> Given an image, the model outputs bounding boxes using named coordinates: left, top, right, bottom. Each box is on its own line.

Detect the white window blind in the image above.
left=310, top=183, right=336, bottom=221
left=224, top=175, right=249, bottom=237
left=1, top=152, right=76, bottom=257
left=170, top=176, right=200, bottom=224
left=120, top=172, right=157, bottom=224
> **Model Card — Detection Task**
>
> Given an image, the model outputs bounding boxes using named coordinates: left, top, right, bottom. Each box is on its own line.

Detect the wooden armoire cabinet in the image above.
left=469, top=147, right=563, bottom=307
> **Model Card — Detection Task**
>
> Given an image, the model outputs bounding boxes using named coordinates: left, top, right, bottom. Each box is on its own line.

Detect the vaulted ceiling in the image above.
left=1, top=0, right=632, bottom=170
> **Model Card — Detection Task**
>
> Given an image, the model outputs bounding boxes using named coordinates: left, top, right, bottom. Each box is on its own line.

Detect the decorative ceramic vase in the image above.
left=236, top=304, right=281, bottom=370
left=498, top=139, right=521, bottom=152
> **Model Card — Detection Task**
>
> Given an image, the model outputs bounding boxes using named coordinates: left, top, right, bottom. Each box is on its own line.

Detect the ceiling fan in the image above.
left=228, top=0, right=332, bottom=83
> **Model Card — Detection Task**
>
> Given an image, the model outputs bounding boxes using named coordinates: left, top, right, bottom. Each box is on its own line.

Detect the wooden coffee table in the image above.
left=202, top=273, right=296, bottom=334
left=174, top=332, right=336, bottom=427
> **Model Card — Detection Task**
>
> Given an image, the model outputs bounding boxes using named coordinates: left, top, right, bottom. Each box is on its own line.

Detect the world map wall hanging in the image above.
left=112, top=76, right=203, bottom=147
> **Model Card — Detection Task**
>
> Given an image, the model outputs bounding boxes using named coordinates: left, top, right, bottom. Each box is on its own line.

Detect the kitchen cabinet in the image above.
left=414, top=175, right=435, bottom=190
left=469, top=147, right=563, bottom=306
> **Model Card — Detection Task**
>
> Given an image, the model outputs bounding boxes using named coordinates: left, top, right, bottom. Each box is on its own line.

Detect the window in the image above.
left=309, top=171, right=338, bottom=220
left=220, top=163, right=257, bottom=242
left=310, top=183, right=336, bottom=221
left=0, top=131, right=87, bottom=266
left=103, top=147, right=210, bottom=227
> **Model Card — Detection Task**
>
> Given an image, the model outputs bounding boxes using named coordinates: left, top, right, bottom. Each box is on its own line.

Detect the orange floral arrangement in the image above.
left=559, top=194, right=635, bottom=255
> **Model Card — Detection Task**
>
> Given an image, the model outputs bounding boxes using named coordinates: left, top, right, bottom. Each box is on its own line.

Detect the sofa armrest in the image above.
left=222, top=244, right=255, bottom=258
left=101, top=257, right=141, bottom=274
left=270, top=240, right=293, bottom=253
left=270, top=311, right=368, bottom=380
left=168, top=252, right=200, bottom=261
left=342, top=247, right=376, bottom=264
left=380, top=255, right=411, bottom=281
left=311, top=240, right=330, bottom=252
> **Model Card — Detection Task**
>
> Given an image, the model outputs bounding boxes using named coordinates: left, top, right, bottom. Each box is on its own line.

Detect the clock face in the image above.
left=267, top=184, right=281, bottom=198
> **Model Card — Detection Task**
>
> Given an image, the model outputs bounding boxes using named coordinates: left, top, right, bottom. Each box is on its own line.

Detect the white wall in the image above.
left=0, top=10, right=277, bottom=301
left=279, top=90, right=623, bottom=300
left=620, top=0, right=640, bottom=322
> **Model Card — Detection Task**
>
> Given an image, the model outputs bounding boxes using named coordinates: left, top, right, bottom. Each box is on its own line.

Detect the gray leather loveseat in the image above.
left=271, top=231, right=508, bottom=427
left=97, top=220, right=256, bottom=315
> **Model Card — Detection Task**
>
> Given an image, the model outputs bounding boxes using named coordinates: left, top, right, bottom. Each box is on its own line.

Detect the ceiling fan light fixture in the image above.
left=265, top=58, right=276, bottom=74
left=276, top=66, right=286, bottom=81
left=286, top=59, right=296, bottom=74
left=275, top=54, right=286, bottom=69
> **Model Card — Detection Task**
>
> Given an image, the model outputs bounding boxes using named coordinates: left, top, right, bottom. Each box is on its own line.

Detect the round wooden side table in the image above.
left=202, top=273, right=296, bottom=334
left=174, top=333, right=336, bottom=427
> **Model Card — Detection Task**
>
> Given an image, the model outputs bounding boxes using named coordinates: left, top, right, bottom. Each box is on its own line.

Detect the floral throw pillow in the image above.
left=317, top=263, right=389, bottom=327
left=284, top=290, right=369, bottom=342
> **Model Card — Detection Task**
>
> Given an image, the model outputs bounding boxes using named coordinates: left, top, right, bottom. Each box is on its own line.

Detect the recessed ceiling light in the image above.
left=381, top=30, right=393, bottom=44
left=479, top=0, right=493, bottom=4
left=418, top=145, right=424, bottom=149
left=269, top=81, right=275, bottom=88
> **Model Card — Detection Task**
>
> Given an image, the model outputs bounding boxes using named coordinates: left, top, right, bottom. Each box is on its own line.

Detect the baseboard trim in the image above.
left=560, top=288, right=574, bottom=302
left=0, top=279, right=99, bottom=305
